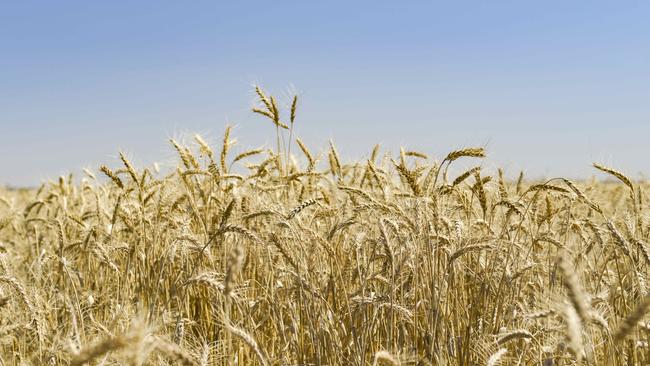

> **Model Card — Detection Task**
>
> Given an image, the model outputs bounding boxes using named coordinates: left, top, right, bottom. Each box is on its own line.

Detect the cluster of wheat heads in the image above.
left=1, top=89, right=650, bottom=365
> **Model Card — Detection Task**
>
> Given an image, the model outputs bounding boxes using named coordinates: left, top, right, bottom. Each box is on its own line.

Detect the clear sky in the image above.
left=2, top=1, right=650, bottom=186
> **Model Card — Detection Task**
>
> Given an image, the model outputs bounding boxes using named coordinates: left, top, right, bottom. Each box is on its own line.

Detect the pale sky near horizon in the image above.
left=2, top=1, right=650, bottom=186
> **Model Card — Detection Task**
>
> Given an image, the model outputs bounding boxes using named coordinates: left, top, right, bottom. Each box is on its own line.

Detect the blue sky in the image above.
left=2, top=1, right=650, bottom=186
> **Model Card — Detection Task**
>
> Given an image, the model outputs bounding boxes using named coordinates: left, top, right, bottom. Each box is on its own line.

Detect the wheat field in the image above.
left=1, top=89, right=649, bottom=365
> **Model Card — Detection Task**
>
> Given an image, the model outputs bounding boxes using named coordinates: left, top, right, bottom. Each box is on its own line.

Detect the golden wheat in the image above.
left=1, top=89, right=649, bottom=365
